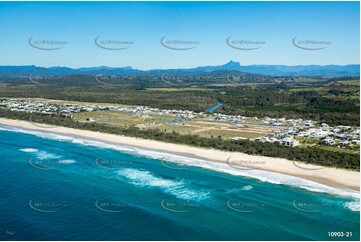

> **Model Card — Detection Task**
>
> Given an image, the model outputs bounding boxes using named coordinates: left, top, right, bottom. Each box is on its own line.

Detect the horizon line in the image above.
left=1, top=62, right=360, bottom=71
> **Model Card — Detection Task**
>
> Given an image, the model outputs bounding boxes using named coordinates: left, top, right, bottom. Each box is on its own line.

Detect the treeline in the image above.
left=0, top=109, right=359, bottom=171
left=0, top=85, right=218, bottom=112
left=218, top=87, right=360, bottom=126
left=0, top=82, right=359, bottom=126
left=0, top=72, right=271, bottom=86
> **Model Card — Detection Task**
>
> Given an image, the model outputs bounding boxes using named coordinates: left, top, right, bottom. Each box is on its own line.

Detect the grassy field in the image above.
left=209, top=83, right=275, bottom=87
left=73, top=110, right=177, bottom=127
left=317, top=146, right=360, bottom=154
left=72, top=109, right=357, bottom=148
left=196, top=129, right=264, bottom=139
left=337, top=80, right=360, bottom=86
left=289, top=86, right=326, bottom=93
left=72, top=109, right=277, bottom=140
left=146, top=87, right=215, bottom=92
left=145, top=124, right=200, bottom=134
left=289, top=84, right=360, bottom=102
left=145, top=123, right=267, bottom=139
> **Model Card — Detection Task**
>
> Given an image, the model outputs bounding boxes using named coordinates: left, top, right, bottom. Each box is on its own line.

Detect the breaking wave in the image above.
left=117, top=168, right=210, bottom=201
left=2, top=125, right=359, bottom=209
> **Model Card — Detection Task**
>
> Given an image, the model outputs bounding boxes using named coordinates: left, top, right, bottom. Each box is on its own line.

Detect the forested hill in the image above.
left=0, top=61, right=359, bottom=77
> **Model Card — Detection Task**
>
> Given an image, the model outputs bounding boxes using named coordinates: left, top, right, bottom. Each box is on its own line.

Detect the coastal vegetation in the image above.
left=0, top=109, right=359, bottom=171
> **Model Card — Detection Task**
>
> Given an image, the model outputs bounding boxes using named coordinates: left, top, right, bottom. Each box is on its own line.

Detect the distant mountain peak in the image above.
left=95, top=66, right=133, bottom=70
left=222, top=60, right=241, bottom=69
left=226, top=60, right=239, bottom=64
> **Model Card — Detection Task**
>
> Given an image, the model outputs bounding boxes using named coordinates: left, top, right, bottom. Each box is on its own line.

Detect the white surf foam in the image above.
left=225, top=185, right=253, bottom=194
left=117, top=168, right=210, bottom=201
left=19, top=148, right=38, bottom=153
left=58, top=159, right=76, bottom=164
left=134, top=149, right=360, bottom=201
left=2, top=126, right=133, bottom=153
left=344, top=201, right=360, bottom=212
left=241, top=185, right=253, bottom=191
left=19, top=147, right=61, bottom=160
left=2, top=125, right=359, bottom=205
left=36, top=151, right=62, bottom=160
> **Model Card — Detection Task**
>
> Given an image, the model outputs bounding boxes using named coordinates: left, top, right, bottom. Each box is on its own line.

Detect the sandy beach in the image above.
left=0, top=117, right=359, bottom=191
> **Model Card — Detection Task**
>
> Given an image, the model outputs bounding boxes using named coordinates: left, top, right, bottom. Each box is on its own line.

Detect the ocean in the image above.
left=0, top=125, right=359, bottom=241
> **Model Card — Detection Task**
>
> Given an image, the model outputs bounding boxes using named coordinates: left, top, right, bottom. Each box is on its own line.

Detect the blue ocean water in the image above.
left=0, top=126, right=359, bottom=241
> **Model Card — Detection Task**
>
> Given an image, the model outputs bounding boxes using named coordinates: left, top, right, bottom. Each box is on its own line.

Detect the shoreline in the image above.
left=0, top=117, right=359, bottom=191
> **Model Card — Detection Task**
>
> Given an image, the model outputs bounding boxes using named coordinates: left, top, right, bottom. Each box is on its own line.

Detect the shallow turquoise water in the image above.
left=0, top=126, right=359, bottom=241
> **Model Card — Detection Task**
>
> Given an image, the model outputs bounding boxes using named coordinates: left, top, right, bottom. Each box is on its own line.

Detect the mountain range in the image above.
left=0, top=61, right=359, bottom=77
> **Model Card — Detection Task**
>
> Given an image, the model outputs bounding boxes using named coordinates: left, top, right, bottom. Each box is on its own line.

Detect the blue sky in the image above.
left=0, top=1, right=359, bottom=69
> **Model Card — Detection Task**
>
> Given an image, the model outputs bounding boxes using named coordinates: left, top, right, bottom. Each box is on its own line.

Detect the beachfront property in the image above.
left=0, top=99, right=110, bottom=115
left=1, top=99, right=359, bottom=149
left=256, top=135, right=300, bottom=147
left=258, top=124, right=360, bottom=148
left=118, top=106, right=203, bottom=119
